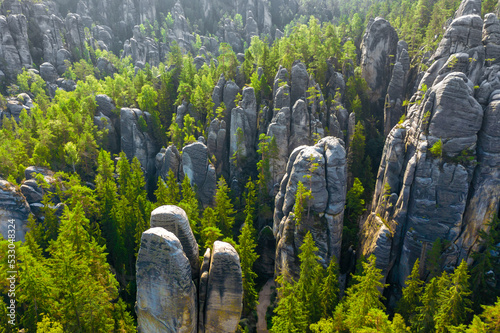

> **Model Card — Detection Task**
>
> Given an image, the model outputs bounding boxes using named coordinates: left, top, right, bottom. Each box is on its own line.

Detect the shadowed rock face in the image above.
left=205, top=241, right=243, bottom=333
left=150, top=205, right=200, bottom=280
left=360, top=17, right=398, bottom=104
left=136, top=227, right=197, bottom=333
left=120, top=108, right=159, bottom=189
left=273, top=137, right=347, bottom=280
left=0, top=180, right=30, bottom=242
left=360, top=7, right=500, bottom=289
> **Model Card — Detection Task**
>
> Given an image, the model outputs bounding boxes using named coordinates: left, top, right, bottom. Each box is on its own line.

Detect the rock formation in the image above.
left=273, top=137, right=347, bottom=279
left=120, top=108, right=159, bottom=188
left=204, top=241, right=243, bottom=333
left=137, top=207, right=243, bottom=333
left=155, top=141, right=217, bottom=207
left=360, top=17, right=398, bottom=109
left=0, top=179, right=30, bottom=242
left=360, top=9, right=500, bottom=289
left=136, top=227, right=197, bottom=333
left=150, top=205, right=200, bottom=279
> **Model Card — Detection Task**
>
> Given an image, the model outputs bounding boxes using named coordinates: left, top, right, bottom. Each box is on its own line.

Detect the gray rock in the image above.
left=207, top=118, right=226, bottom=177
left=136, top=227, right=197, bottom=333
left=156, top=145, right=181, bottom=182
left=0, top=15, right=22, bottom=80
left=289, top=99, right=311, bottom=153
left=40, top=62, right=59, bottom=83
left=120, top=108, right=158, bottom=187
left=274, top=137, right=346, bottom=279
left=0, top=180, right=30, bottom=242
left=205, top=241, right=243, bottom=333
left=150, top=205, right=200, bottom=280
left=229, top=87, right=257, bottom=179
left=290, top=62, right=309, bottom=107
left=267, top=106, right=291, bottom=186
left=360, top=17, right=399, bottom=104
left=454, top=0, right=481, bottom=18
left=384, top=62, right=406, bottom=136
left=198, top=248, right=211, bottom=333
left=431, top=15, right=483, bottom=62
left=7, top=14, right=32, bottom=69
left=182, top=142, right=216, bottom=207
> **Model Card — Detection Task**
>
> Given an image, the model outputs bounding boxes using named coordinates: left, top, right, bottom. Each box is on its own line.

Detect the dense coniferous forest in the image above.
left=0, top=0, right=499, bottom=331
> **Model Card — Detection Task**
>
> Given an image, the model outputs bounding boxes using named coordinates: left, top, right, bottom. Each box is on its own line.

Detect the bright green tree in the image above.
left=214, top=177, right=236, bottom=238
left=343, top=255, right=388, bottom=331
left=179, top=175, right=200, bottom=237
left=320, top=258, right=339, bottom=318
left=271, top=271, right=308, bottom=333
left=237, top=179, right=260, bottom=314
left=397, top=259, right=424, bottom=325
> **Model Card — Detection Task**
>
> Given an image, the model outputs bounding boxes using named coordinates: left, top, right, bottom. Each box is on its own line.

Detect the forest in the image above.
left=0, top=0, right=499, bottom=331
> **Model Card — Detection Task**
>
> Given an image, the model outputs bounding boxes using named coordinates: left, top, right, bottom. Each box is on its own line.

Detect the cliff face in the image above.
left=360, top=7, right=500, bottom=288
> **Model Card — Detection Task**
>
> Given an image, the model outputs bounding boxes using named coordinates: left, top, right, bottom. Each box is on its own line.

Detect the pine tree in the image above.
left=320, top=258, right=339, bottom=318
left=343, top=255, right=388, bottom=331
left=48, top=203, right=119, bottom=332
left=434, top=260, right=473, bottom=331
left=214, top=177, right=236, bottom=238
left=237, top=179, right=260, bottom=314
left=414, top=272, right=451, bottom=332
left=271, top=271, right=308, bottom=333
left=297, top=232, right=324, bottom=326
left=200, top=207, right=221, bottom=250
left=179, top=174, right=200, bottom=237
left=154, top=169, right=181, bottom=206
left=294, top=181, right=312, bottom=226
left=397, top=259, right=424, bottom=325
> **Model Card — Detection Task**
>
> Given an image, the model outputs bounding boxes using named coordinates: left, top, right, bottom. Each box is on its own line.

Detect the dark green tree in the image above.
left=214, top=177, right=236, bottom=238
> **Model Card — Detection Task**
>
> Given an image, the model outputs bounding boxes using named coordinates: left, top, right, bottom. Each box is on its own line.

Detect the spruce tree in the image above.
left=434, top=260, right=473, bottom=331
left=297, top=232, right=324, bottom=326
left=237, top=179, right=260, bottom=314
left=343, top=255, right=388, bottom=331
left=397, top=259, right=424, bottom=325
left=179, top=174, right=200, bottom=237
left=214, top=177, right=236, bottom=238
left=320, top=258, right=339, bottom=318
left=271, top=271, right=308, bottom=333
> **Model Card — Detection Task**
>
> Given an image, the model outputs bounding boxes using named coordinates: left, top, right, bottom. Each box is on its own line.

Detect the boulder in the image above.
left=182, top=142, right=217, bottom=207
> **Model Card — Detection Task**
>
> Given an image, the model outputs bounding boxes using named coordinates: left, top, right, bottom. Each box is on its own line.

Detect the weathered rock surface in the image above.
left=136, top=227, right=197, bottom=333
left=360, top=5, right=500, bottom=287
left=0, top=180, right=30, bottom=242
left=360, top=17, right=398, bottom=104
left=274, top=137, right=347, bottom=279
left=150, top=205, right=200, bottom=280
left=204, top=241, right=243, bottom=333
left=120, top=108, right=158, bottom=188
left=182, top=142, right=217, bottom=207
left=229, top=87, right=257, bottom=180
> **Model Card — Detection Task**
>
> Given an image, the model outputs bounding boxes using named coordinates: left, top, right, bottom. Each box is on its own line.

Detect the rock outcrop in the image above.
left=360, top=17, right=398, bottom=108
left=204, top=241, right=243, bottom=333
left=182, top=142, right=217, bottom=206
left=229, top=87, right=257, bottom=181
left=0, top=180, right=30, bottom=242
left=137, top=207, right=244, bottom=333
left=136, top=227, right=197, bottom=333
left=273, top=137, right=347, bottom=279
left=359, top=8, right=500, bottom=289
left=120, top=108, right=159, bottom=188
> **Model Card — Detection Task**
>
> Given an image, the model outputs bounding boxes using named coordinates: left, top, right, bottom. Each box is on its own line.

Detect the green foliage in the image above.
left=237, top=179, right=260, bottom=314
left=155, top=170, right=180, bottom=206
left=343, top=178, right=365, bottom=252
left=293, top=181, right=312, bottom=226
left=320, top=258, right=339, bottom=319
left=430, top=139, right=443, bottom=158
left=397, top=259, right=424, bottom=325
left=214, top=177, right=236, bottom=238
left=297, top=232, right=324, bottom=325
left=178, top=175, right=200, bottom=237
left=271, top=271, right=309, bottom=333
left=200, top=207, right=222, bottom=250
left=343, top=255, right=388, bottom=331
